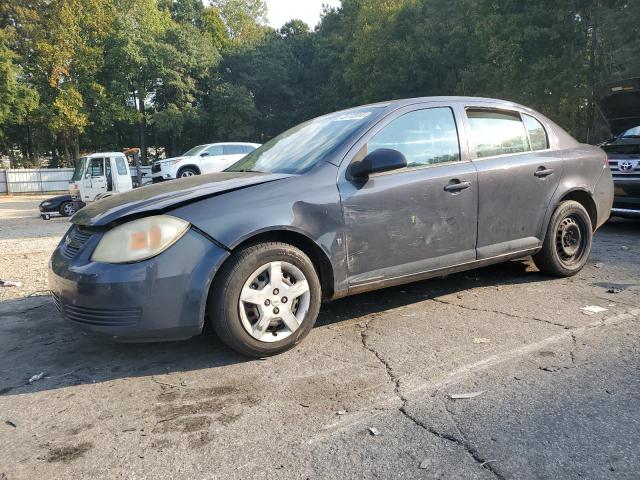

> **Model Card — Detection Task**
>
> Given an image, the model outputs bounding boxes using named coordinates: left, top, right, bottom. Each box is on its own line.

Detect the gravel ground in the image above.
left=0, top=196, right=69, bottom=300
left=0, top=197, right=639, bottom=479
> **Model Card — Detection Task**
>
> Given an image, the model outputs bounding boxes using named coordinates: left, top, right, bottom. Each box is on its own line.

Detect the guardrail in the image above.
left=0, top=167, right=152, bottom=195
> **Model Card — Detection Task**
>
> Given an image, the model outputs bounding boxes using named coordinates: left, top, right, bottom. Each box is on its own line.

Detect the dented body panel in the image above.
left=51, top=96, right=613, bottom=342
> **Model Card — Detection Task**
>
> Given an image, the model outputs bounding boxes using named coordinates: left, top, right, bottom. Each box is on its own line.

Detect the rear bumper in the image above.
left=49, top=227, right=230, bottom=342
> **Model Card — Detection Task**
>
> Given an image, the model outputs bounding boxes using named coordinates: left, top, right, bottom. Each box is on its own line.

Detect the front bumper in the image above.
left=49, top=226, right=230, bottom=342
left=151, top=163, right=178, bottom=183
left=612, top=175, right=640, bottom=215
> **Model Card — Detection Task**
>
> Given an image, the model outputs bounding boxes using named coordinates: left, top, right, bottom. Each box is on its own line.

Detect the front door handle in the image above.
left=444, top=180, right=472, bottom=193
left=535, top=167, right=554, bottom=178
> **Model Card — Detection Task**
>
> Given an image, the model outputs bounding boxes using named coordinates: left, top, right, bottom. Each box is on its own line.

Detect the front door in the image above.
left=339, top=106, right=478, bottom=286
left=83, top=157, right=108, bottom=201
left=463, top=107, right=564, bottom=258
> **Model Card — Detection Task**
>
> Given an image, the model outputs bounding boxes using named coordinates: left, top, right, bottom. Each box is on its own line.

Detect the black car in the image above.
left=598, top=78, right=640, bottom=218
left=39, top=195, right=83, bottom=218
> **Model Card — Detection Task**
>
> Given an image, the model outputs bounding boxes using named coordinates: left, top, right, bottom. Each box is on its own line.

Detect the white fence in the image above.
left=0, top=167, right=153, bottom=194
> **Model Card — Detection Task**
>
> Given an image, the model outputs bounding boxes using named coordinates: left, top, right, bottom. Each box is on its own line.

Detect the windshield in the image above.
left=183, top=145, right=207, bottom=157
left=71, top=157, right=86, bottom=181
left=226, top=107, right=384, bottom=174
left=621, top=126, right=640, bottom=138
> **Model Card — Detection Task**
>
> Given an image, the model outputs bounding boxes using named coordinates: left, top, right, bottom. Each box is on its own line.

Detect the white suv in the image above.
left=151, top=142, right=261, bottom=183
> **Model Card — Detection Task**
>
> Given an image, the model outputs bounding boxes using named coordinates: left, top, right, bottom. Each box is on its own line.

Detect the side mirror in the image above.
left=200, top=152, right=210, bottom=157
left=348, top=148, right=407, bottom=179
left=85, top=172, right=91, bottom=179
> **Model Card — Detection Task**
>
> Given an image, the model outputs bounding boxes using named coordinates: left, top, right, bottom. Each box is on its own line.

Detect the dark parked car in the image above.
left=50, top=97, right=613, bottom=357
left=597, top=78, right=640, bottom=217
left=39, top=195, right=83, bottom=218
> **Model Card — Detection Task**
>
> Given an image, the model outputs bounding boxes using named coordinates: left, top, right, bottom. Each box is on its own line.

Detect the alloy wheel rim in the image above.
left=238, top=261, right=311, bottom=343
left=555, top=215, right=586, bottom=265
left=181, top=170, right=195, bottom=177
left=63, top=204, right=75, bottom=215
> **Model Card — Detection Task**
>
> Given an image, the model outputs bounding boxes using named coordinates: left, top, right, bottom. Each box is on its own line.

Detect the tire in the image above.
left=532, top=200, right=593, bottom=277
left=59, top=201, right=76, bottom=217
left=209, top=242, right=322, bottom=357
left=178, top=167, right=199, bottom=178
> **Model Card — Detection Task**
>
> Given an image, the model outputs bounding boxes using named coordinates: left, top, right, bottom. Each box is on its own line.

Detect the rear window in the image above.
left=224, top=145, right=245, bottom=155
left=467, top=109, right=530, bottom=158
left=522, top=114, right=549, bottom=151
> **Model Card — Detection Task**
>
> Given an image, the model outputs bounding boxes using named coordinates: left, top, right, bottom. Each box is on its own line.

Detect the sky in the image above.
left=265, top=0, right=342, bottom=29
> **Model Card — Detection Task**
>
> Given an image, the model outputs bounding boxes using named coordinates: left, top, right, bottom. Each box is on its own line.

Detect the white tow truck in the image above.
left=69, top=152, right=134, bottom=209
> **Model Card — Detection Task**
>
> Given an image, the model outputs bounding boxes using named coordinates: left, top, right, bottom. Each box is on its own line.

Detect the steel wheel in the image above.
left=238, top=261, right=311, bottom=343
left=533, top=200, right=592, bottom=277
left=555, top=214, right=587, bottom=266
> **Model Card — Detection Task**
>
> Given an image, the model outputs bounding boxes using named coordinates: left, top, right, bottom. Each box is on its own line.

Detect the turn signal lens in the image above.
left=92, top=215, right=190, bottom=264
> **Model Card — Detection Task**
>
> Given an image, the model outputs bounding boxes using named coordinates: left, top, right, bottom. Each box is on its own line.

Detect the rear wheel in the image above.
left=178, top=167, right=199, bottom=178
left=532, top=200, right=592, bottom=277
left=209, top=242, right=321, bottom=357
left=59, top=201, right=76, bottom=217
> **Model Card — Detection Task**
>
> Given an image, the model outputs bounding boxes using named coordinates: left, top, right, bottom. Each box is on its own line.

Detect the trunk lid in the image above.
left=597, top=78, right=640, bottom=136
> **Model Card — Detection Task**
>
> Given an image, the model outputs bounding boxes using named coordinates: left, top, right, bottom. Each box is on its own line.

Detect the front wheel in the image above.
left=178, top=167, right=199, bottom=178
left=59, top=201, right=76, bottom=217
left=532, top=200, right=593, bottom=277
left=209, top=242, right=322, bottom=357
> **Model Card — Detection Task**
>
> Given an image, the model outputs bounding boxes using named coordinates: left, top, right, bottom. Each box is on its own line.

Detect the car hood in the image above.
left=42, top=194, right=72, bottom=205
left=596, top=78, right=640, bottom=135
left=72, top=172, right=292, bottom=227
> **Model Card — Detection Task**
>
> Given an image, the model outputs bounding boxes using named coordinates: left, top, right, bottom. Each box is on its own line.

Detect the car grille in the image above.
left=61, top=226, right=93, bottom=259
left=51, top=292, right=141, bottom=327
left=152, top=163, right=161, bottom=173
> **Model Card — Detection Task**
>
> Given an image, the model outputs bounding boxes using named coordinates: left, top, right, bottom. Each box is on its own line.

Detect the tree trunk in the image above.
left=585, top=3, right=600, bottom=143
left=138, top=94, right=148, bottom=165
left=62, top=134, right=71, bottom=165
left=73, top=133, right=80, bottom=160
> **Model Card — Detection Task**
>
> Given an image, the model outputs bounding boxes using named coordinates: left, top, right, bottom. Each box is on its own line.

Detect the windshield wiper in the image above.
left=621, top=135, right=640, bottom=139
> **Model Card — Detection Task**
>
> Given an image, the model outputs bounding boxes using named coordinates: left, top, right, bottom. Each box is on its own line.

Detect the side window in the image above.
left=116, top=156, right=128, bottom=175
left=467, top=109, right=530, bottom=158
left=89, top=158, right=104, bottom=177
left=243, top=145, right=256, bottom=153
left=204, top=145, right=223, bottom=156
left=223, top=145, right=245, bottom=155
left=522, top=114, right=549, bottom=151
left=367, top=107, right=461, bottom=169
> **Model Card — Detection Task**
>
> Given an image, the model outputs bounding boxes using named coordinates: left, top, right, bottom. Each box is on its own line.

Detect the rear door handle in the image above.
left=444, top=180, right=472, bottom=193
left=535, top=167, right=554, bottom=178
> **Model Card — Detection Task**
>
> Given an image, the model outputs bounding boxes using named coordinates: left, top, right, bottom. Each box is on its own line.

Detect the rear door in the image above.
left=200, top=145, right=226, bottom=173
left=223, top=145, right=247, bottom=168
left=338, top=105, right=478, bottom=286
left=462, top=106, right=563, bottom=258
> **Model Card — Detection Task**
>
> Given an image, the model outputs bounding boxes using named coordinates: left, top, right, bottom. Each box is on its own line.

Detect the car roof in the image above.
left=200, top=142, right=261, bottom=147
left=357, top=95, right=534, bottom=112
left=84, top=152, right=126, bottom=157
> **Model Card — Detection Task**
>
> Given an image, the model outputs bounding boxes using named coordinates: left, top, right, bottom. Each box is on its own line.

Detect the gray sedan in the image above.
left=49, top=97, right=614, bottom=357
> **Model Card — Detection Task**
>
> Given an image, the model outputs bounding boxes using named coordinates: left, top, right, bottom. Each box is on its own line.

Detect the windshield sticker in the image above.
left=333, top=112, right=372, bottom=122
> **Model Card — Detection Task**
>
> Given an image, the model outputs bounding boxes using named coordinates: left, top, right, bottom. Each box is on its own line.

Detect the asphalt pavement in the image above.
left=0, top=201, right=638, bottom=479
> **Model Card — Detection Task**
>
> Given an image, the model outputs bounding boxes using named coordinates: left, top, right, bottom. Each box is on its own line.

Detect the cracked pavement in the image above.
left=1, top=199, right=640, bottom=479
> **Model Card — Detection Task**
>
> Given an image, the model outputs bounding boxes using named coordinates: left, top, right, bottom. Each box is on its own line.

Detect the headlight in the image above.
left=42, top=202, right=51, bottom=207
left=161, top=159, right=180, bottom=166
left=91, top=215, right=190, bottom=264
